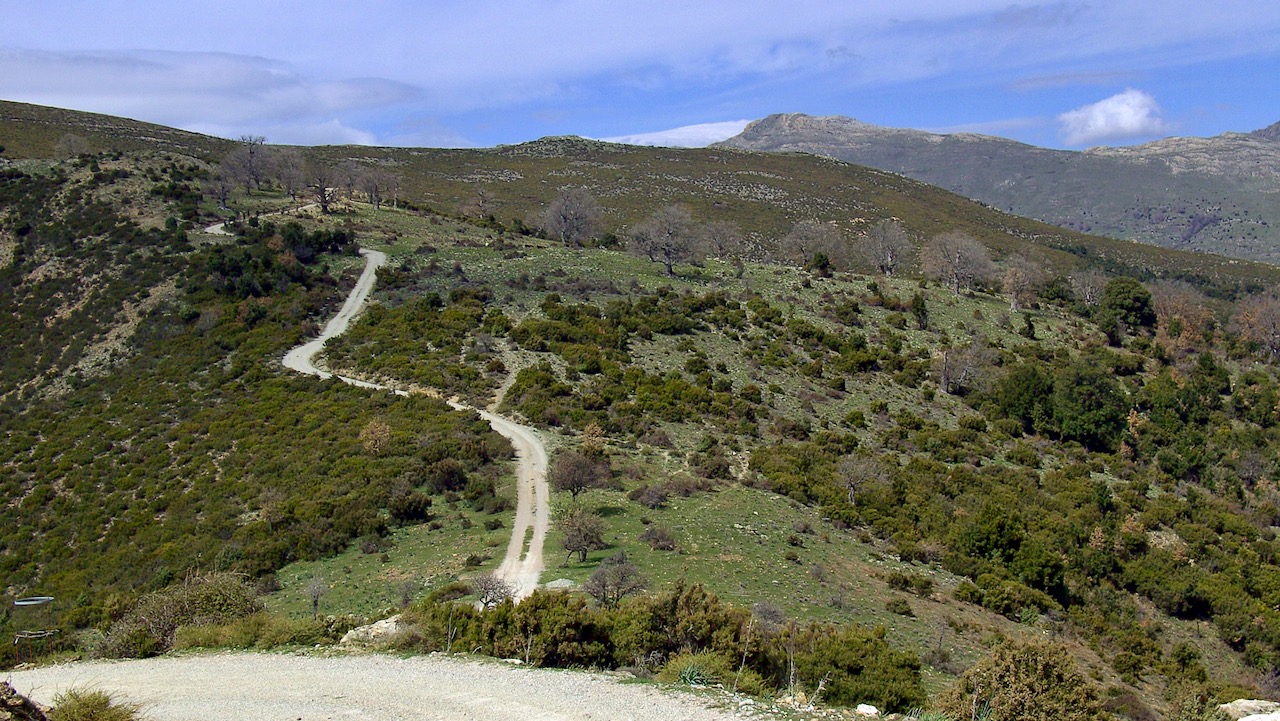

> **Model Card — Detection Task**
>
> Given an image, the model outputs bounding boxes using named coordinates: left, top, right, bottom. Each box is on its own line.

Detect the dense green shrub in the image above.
left=100, top=572, right=260, bottom=658
left=936, top=638, right=1106, bottom=721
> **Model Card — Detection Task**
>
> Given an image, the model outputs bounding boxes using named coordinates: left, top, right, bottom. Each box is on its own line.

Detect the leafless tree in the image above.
left=1070, top=269, right=1108, bottom=307
left=628, top=204, right=700, bottom=276
left=359, top=166, right=399, bottom=210
left=700, top=220, right=743, bottom=259
left=1003, top=256, right=1041, bottom=312
left=472, top=575, right=514, bottom=609
left=583, top=552, right=646, bottom=609
left=53, top=133, right=91, bottom=159
left=859, top=219, right=912, bottom=277
left=781, top=219, right=848, bottom=273
left=223, top=136, right=269, bottom=194
left=306, top=160, right=339, bottom=213
left=934, top=340, right=994, bottom=395
left=539, top=187, right=602, bottom=247
left=337, top=160, right=364, bottom=200
left=204, top=162, right=236, bottom=209
left=273, top=148, right=306, bottom=203
left=305, top=577, right=327, bottom=619
left=1233, top=294, right=1280, bottom=357
left=1150, top=280, right=1213, bottom=344
left=921, top=231, right=995, bottom=294
left=835, top=455, right=889, bottom=507
left=550, top=449, right=609, bottom=501
left=460, top=186, right=496, bottom=220
left=561, top=506, right=606, bottom=563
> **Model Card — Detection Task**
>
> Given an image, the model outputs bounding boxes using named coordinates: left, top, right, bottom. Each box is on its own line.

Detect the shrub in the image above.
left=936, top=638, right=1106, bottom=721
left=100, top=572, right=261, bottom=658
left=50, top=688, right=143, bottom=721
left=886, top=597, right=915, bottom=616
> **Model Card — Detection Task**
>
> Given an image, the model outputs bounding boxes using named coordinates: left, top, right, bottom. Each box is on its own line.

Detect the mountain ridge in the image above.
left=718, top=112, right=1280, bottom=263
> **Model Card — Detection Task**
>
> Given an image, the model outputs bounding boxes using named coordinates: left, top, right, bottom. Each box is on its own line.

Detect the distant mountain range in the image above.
left=718, top=113, right=1280, bottom=265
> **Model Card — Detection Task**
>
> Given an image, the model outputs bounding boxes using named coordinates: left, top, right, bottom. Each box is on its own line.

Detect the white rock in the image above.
left=1223, top=700, right=1280, bottom=720
left=855, top=703, right=880, bottom=717
left=1240, top=714, right=1280, bottom=721
left=339, top=614, right=404, bottom=645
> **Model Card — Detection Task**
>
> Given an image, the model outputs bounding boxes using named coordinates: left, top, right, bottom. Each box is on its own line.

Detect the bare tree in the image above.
left=835, top=455, right=888, bottom=507
left=472, top=575, right=514, bottom=609
left=1070, top=269, right=1108, bottom=307
left=921, top=231, right=995, bottom=294
left=540, top=187, right=602, bottom=247
left=550, top=449, right=609, bottom=501
left=204, top=162, right=236, bottom=210
left=306, top=161, right=339, bottom=213
left=1151, top=280, right=1213, bottom=344
left=273, top=148, right=306, bottom=203
left=460, top=186, right=496, bottom=220
left=860, top=219, right=912, bottom=277
left=305, top=578, right=327, bottom=619
left=1234, top=294, right=1280, bottom=357
left=583, top=552, right=646, bottom=609
left=53, top=133, right=91, bottom=159
left=223, top=136, right=269, bottom=194
left=337, top=159, right=365, bottom=201
left=359, top=166, right=399, bottom=210
left=1003, top=256, right=1041, bottom=312
left=781, top=219, right=848, bottom=273
left=934, top=340, right=994, bottom=395
left=628, top=204, right=700, bottom=276
left=700, top=220, right=743, bottom=259
left=561, top=507, right=606, bottom=563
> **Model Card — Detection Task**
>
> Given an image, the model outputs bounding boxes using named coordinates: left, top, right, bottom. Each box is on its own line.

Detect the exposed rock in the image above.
left=340, top=614, right=405, bottom=645
left=1221, top=699, right=1280, bottom=719
left=0, top=682, right=48, bottom=721
left=855, top=702, right=880, bottom=716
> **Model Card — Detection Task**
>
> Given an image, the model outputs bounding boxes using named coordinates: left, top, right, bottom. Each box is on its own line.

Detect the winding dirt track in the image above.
left=277, top=245, right=548, bottom=597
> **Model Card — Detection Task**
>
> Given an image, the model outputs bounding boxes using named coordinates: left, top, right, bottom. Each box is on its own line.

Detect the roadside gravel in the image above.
left=8, top=651, right=755, bottom=721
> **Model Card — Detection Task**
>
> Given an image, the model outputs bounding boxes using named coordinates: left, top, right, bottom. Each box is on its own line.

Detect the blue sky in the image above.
left=2, top=1, right=1279, bottom=149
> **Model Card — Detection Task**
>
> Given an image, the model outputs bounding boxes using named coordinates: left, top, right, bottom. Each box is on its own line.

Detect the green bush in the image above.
left=50, top=688, right=143, bottom=721
left=100, top=572, right=260, bottom=658
left=936, top=638, right=1106, bottom=721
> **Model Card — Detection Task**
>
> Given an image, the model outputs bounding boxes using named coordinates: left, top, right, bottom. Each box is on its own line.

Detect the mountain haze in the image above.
left=718, top=113, right=1280, bottom=264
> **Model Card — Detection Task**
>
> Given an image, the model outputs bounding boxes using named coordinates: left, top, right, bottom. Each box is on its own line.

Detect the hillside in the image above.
left=718, top=113, right=1280, bottom=264
left=7, top=104, right=1280, bottom=717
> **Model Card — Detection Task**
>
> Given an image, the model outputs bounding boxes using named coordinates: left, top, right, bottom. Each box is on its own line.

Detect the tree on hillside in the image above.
left=1234, top=294, right=1280, bottom=357
left=1052, top=361, right=1128, bottom=451
left=628, top=204, right=700, bottom=276
left=781, top=219, right=847, bottom=274
left=1098, top=276, right=1155, bottom=343
left=1151, top=280, right=1214, bottom=345
left=583, top=552, right=646, bottom=609
left=461, top=186, right=496, bottom=220
left=306, top=161, right=339, bottom=213
left=561, top=507, right=606, bottom=563
left=700, top=219, right=743, bottom=260
left=540, top=187, right=602, bottom=247
left=223, top=135, right=269, bottom=194
left=550, top=449, right=609, bottom=501
left=359, top=166, right=399, bottom=210
left=337, top=160, right=364, bottom=200
left=1070, top=269, right=1108, bottom=307
left=921, top=231, right=994, bottom=294
left=273, top=148, right=306, bottom=203
left=204, top=162, right=236, bottom=210
left=472, top=575, right=514, bottom=608
left=935, top=339, right=993, bottom=395
left=1003, top=255, right=1041, bottom=312
left=859, top=219, right=912, bottom=277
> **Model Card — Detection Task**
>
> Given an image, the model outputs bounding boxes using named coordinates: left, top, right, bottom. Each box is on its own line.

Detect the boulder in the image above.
left=1222, top=700, right=1280, bottom=720
left=340, top=614, right=405, bottom=645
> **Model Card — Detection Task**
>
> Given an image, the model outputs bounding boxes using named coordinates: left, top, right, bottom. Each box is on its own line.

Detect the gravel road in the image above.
left=7, top=652, right=754, bottom=721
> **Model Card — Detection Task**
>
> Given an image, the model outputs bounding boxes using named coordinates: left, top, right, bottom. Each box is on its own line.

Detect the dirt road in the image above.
left=278, top=246, right=547, bottom=596
left=8, top=652, right=752, bottom=721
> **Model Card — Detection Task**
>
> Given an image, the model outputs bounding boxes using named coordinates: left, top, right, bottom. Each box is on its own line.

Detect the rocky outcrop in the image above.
left=340, top=614, right=407, bottom=645
left=1221, top=699, right=1280, bottom=720
left=0, top=682, right=48, bottom=721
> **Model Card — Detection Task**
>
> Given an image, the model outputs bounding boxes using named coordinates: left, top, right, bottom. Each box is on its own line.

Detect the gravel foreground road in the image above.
left=8, top=651, right=753, bottom=721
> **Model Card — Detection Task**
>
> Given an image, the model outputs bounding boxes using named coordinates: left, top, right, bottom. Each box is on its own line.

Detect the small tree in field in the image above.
left=550, top=449, right=608, bottom=501
left=561, top=507, right=606, bottom=563
left=860, top=218, right=912, bottom=277
left=629, top=205, right=700, bottom=276
left=540, top=187, right=602, bottom=247
left=583, top=552, right=646, bottom=609
left=472, top=575, right=514, bottom=608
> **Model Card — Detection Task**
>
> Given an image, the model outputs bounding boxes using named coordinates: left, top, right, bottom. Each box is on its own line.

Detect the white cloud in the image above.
left=600, top=120, right=753, bottom=148
left=1057, top=89, right=1171, bottom=145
